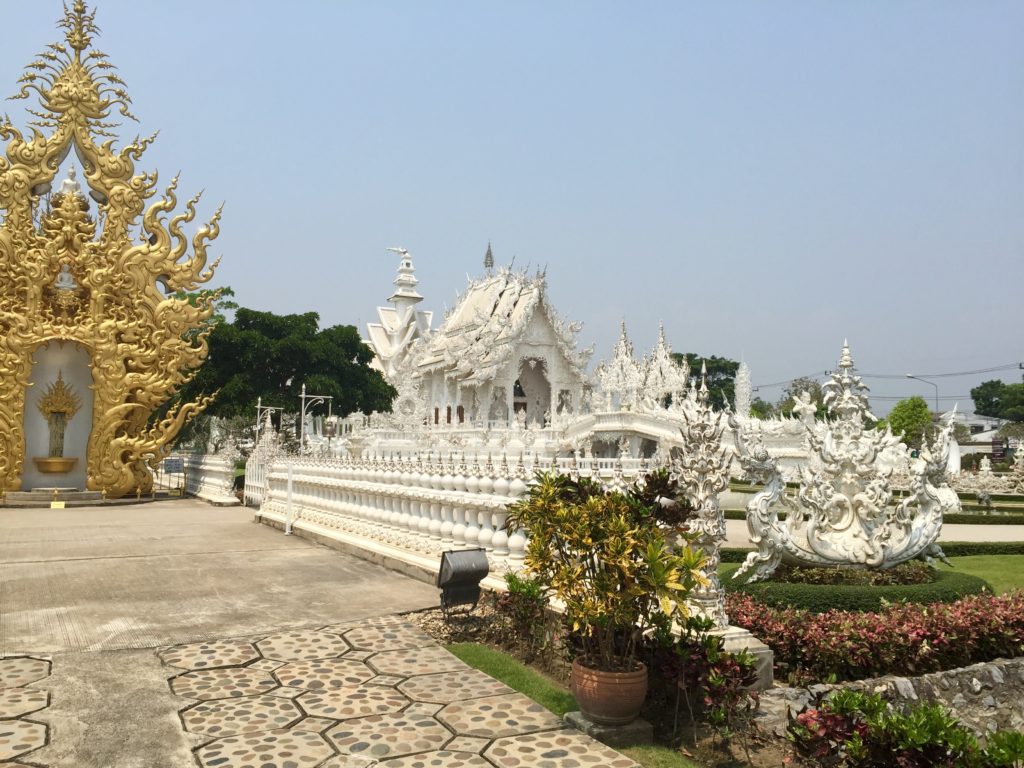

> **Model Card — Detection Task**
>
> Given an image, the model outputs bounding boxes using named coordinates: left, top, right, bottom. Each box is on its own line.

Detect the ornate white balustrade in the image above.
left=178, top=453, right=240, bottom=506
left=257, top=455, right=540, bottom=577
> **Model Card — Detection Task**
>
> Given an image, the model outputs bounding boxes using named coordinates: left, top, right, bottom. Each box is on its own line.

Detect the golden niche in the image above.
left=34, top=370, right=81, bottom=474
left=0, top=2, right=221, bottom=496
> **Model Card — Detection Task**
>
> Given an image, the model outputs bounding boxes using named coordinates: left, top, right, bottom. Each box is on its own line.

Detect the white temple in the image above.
left=353, top=247, right=701, bottom=460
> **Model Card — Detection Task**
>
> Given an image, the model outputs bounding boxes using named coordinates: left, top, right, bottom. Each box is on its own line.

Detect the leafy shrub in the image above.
left=934, top=542, right=1024, bottom=556
left=725, top=569, right=990, bottom=613
left=943, top=512, right=1024, bottom=525
left=771, top=561, right=934, bottom=587
left=506, top=471, right=706, bottom=672
left=727, top=591, right=1024, bottom=683
left=788, top=689, right=1024, bottom=767
left=495, top=572, right=559, bottom=664
left=645, top=616, right=760, bottom=755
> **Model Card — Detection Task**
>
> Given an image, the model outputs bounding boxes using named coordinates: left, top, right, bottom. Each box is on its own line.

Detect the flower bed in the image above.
left=727, top=591, right=1024, bottom=684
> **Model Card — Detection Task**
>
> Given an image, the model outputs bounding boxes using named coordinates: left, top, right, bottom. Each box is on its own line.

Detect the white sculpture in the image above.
left=792, top=391, right=816, bottom=426
left=730, top=341, right=954, bottom=582
left=734, top=361, right=751, bottom=417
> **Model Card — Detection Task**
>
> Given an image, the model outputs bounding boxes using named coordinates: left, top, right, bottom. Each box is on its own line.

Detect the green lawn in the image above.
left=947, top=555, right=1024, bottom=594
left=445, top=643, right=701, bottom=768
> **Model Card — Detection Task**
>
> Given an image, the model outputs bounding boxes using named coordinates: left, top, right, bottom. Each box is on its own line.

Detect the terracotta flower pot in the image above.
left=570, top=658, right=648, bottom=725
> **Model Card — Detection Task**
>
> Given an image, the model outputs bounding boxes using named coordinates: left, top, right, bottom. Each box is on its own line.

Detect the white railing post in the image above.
left=285, top=461, right=294, bottom=535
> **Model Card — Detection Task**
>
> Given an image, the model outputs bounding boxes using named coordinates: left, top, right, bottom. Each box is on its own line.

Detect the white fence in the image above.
left=253, top=453, right=659, bottom=577
left=160, top=453, right=239, bottom=506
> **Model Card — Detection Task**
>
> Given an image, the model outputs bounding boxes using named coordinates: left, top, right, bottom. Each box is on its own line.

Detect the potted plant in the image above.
left=507, top=471, right=706, bottom=725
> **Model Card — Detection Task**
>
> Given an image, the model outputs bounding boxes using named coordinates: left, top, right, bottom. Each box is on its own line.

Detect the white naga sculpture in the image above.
left=729, top=341, right=955, bottom=581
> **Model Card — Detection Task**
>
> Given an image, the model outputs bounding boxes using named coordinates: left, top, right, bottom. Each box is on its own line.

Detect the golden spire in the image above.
left=59, top=1, right=97, bottom=57
left=12, top=0, right=135, bottom=132
left=0, top=3, right=221, bottom=495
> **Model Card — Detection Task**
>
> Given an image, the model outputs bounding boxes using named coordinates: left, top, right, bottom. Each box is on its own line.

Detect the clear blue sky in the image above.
left=1, top=1, right=1021, bottom=413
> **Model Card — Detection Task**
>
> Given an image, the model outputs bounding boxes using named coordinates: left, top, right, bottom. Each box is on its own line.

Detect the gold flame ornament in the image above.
left=0, top=2, right=221, bottom=495
left=36, top=370, right=81, bottom=458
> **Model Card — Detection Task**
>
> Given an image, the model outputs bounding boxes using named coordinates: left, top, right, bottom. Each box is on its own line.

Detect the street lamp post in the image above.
left=299, top=383, right=333, bottom=455
left=254, top=396, right=281, bottom=443
left=905, top=374, right=939, bottom=413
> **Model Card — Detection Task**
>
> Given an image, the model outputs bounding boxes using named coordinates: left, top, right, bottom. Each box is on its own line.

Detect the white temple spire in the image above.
left=734, top=360, right=752, bottom=417
left=386, top=247, right=423, bottom=307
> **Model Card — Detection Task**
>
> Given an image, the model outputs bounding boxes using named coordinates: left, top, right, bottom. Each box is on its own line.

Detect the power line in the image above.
left=755, top=362, right=1021, bottom=389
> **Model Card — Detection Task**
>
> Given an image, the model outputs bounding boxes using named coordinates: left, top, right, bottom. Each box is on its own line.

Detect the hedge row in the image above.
left=720, top=541, right=1024, bottom=562
left=727, top=590, right=1024, bottom=684
left=721, top=508, right=1024, bottom=524
left=721, top=568, right=991, bottom=613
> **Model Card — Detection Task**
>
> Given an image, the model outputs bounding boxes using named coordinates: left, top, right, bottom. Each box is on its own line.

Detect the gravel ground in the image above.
left=403, top=593, right=504, bottom=645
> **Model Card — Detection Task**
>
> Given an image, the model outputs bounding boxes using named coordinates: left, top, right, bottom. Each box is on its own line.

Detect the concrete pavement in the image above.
left=0, top=500, right=440, bottom=766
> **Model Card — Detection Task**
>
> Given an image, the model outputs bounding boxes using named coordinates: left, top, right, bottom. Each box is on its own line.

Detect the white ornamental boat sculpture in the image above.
left=729, top=341, right=956, bottom=582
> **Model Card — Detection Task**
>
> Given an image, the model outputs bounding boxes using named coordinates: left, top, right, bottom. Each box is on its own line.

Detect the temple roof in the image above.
left=416, top=267, right=591, bottom=385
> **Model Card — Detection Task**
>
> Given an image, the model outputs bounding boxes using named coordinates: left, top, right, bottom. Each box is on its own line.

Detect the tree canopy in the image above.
left=881, top=396, right=934, bottom=449
left=671, top=353, right=738, bottom=411
left=172, top=305, right=395, bottom=420
left=971, top=379, right=1024, bottom=422
left=777, top=376, right=827, bottom=420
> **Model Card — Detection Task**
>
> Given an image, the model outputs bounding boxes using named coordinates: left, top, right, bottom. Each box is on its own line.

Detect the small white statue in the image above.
left=53, top=264, right=77, bottom=291
left=793, top=391, right=816, bottom=426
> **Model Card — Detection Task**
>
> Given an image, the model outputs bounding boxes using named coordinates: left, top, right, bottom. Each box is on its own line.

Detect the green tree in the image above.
left=172, top=307, right=395, bottom=420
left=886, top=396, right=934, bottom=449
left=970, top=379, right=1024, bottom=422
left=749, top=397, right=775, bottom=419
left=777, top=376, right=827, bottom=419
left=971, top=380, right=1006, bottom=418
left=999, top=383, right=1024, bottom=422
left=671, top=353, right=739, bottom=411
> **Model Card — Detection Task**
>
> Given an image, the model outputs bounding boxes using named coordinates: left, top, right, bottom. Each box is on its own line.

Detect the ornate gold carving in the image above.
left=37, top=370, right=81, bottom=421
left=36, top=369, right=81, bottom=458
left=0, top=2, right=220, bottom=495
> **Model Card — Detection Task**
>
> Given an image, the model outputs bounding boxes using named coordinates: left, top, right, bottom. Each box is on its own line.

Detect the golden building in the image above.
left=0, top=2, right=221, bottom=497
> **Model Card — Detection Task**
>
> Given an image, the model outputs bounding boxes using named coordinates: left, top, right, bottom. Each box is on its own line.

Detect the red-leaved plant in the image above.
left=727, top=591, right=1024, bottom=684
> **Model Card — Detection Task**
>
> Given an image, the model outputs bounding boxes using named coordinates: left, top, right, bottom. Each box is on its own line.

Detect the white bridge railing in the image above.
left=254, top=453, right=657, bottom=576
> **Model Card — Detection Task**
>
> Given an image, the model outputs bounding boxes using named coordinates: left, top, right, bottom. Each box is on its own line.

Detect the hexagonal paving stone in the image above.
left=0, top=657, right=50, bottom=688
left=274, top=658, right=376, bottom=691
left=298, top=685, right=410, bottom=720
left=181, top=693, right=304, bottom=737
left=327, top=712, right=453, bottom=760
left=319, top=755, right=378, bottom=768
left=0, top=688, right=49, bottom=719
left=159, top=638, right=260, bottom=670
left=376, top=750, right=493, bottom=767
left=0, top=719, right=47, bottom=761
left=438, top=692, right=563, bottom=738
left=484, top=729, right=641, bottom=767
left=343, top=623, right=434, bottom=652
left=196, top=728, right=334, bottom=767
left=322, top=615, right=408, bottom=634
left=368, top=646, right=467, bottom=678
left=398, top=668, right=515, bottom=704
left=170, top=666, right=278, bottom=700
left=256, top=629, right=350, bottom=661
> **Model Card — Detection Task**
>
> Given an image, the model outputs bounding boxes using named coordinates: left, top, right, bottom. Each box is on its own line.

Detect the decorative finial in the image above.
left=484, top=242, right=494, bottom=272
left=63, top=1, right=97, bottom=56
left=838, top=339, right=854, bottom=370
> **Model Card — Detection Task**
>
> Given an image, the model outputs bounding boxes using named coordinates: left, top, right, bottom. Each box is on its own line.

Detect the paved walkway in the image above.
left=0, top=501, right=638, bottom=767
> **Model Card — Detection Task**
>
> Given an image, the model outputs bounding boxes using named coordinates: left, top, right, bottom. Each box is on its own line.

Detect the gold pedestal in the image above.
left=33, top=457, right=77, bottom=474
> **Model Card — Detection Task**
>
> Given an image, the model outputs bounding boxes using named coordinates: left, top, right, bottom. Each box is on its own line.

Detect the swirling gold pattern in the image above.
left=0, top=1, right=220, bottom=496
